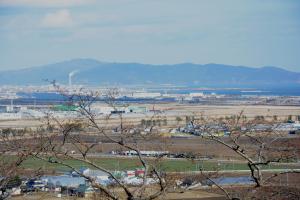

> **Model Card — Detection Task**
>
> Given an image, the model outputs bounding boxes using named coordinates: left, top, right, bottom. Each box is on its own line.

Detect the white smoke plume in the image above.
left=68, top=70, right=79, bottom=86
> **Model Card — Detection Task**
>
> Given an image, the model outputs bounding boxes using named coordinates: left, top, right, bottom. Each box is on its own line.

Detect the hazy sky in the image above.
left=0, top=0, right=299, bottom=71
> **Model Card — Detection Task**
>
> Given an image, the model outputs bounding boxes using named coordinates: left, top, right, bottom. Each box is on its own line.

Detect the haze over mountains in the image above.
left=1, top=58, right=299, bottom=88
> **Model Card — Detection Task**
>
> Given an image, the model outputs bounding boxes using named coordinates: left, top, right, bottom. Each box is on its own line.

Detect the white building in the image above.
left=131, top=92, right=161, bottom=98
left=0, top=113, right=22, bottom=120
left=189, top=92, right=204, bottom=98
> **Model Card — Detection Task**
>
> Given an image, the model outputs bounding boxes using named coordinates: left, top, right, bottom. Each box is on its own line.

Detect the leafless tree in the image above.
left=186, top=111, right=300, bottom=199
left=29, top=87, right=169, bottom=200
left=0, top=127, right=43, bottom=199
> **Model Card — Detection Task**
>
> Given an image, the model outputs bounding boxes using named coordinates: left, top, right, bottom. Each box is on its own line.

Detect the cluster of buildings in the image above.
left=120, top=150, right=169, bottom=157
left=0, top=92, right=219, bottom=121
left=1, top=167, right=158, bottom=198
left=0, top=103, right=149, bottom=120
left=170, top=121, right=300, bottom=137
left=1, top=167, right=256, bottom=199
left=0, top=105, right=79, bottom=120
left=2, top=84, right=300, bottom=106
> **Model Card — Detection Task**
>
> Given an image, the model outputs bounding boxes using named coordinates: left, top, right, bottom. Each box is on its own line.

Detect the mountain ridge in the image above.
left=1, top=58, right=299, bottom=88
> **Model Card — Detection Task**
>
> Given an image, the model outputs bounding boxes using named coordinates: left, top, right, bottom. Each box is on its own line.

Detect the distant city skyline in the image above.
left=0, top=0, right=300, bottom=72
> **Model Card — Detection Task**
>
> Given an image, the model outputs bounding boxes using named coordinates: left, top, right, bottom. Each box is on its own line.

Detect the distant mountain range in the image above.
left=1, top=58, right=300, bottom=88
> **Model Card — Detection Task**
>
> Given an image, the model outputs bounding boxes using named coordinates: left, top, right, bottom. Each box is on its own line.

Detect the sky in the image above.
left=0, top=0, right=299, bottom=72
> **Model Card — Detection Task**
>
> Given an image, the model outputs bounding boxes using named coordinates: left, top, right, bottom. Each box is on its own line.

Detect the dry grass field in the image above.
left=1, top=104, right=300, bottom=129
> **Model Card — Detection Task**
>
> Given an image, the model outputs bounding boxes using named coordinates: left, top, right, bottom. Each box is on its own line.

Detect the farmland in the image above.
left=3, top=155, right=299, bottom=173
